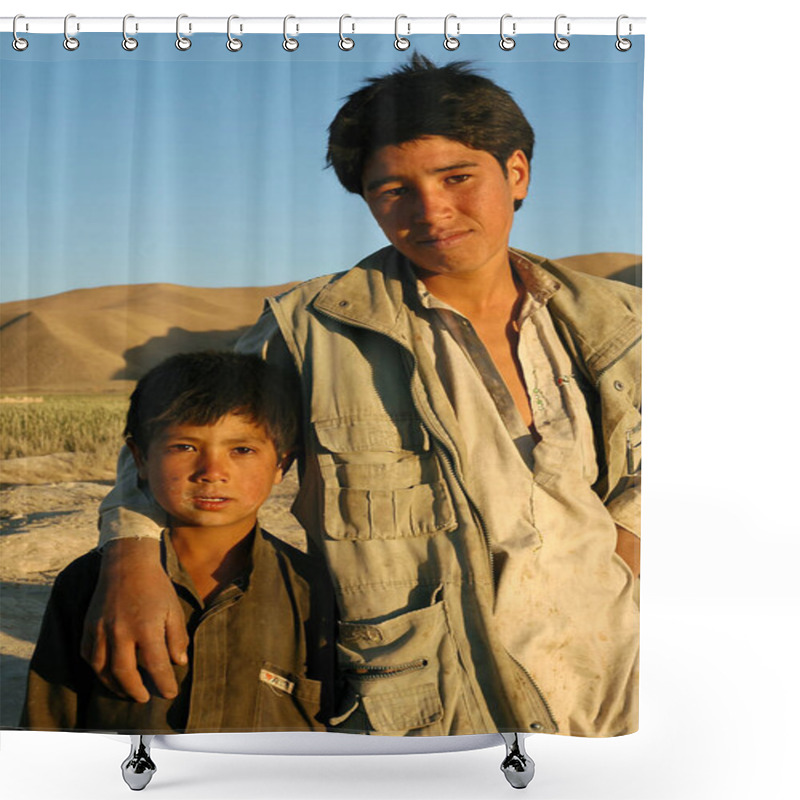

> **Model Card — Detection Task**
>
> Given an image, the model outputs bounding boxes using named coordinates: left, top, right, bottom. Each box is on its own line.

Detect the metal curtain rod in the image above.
left=1, top=16, right=645, bottom=35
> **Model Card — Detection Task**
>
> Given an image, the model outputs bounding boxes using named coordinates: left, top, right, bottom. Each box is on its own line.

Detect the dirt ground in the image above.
left=0, top=454, right=303, bottom=728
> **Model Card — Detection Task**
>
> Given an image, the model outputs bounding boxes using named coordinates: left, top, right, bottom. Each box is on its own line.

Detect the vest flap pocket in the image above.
left=362, top=682, right=443, bottom=733
left=324, top=479, right=455, bottom=540
left=315, top=418, right=428, bottom=454
left=336, top=599, right=451, bottom=735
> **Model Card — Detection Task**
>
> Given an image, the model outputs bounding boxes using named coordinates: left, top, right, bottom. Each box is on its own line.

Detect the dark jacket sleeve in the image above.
left=20, top=552, right=101, bottom=730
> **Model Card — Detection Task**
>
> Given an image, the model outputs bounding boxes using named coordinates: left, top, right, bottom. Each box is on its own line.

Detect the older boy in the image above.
left=23, top=352, right=334, bottom=732
left=89, top=57, right=641, bottom=737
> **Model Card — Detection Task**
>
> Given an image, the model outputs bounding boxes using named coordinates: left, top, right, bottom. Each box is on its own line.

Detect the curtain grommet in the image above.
left=63, top=13, right=80, bottom=51
left=394, top=15, right=410, bottom=51
left=554, top=15, right=570, bottom=51
left=12, top=15, right=29, bottom=51
left=443, top=14, right=460, bottom=51
left=175, top=14, right=192, bottom=51
left=226, top=15, right=243, bottom=52
left=615, top=15, right=632, bottom=51
left=283, top=15, right=299, bottom=51
left=499, top=14, right=516, bottom=51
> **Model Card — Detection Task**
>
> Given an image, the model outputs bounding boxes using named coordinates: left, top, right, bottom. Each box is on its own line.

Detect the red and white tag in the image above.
left=259, top=669, right=295, bottom=695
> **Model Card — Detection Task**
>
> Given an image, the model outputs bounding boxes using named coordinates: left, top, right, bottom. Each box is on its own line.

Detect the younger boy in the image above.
left=22, top=351, right=335, bottom=733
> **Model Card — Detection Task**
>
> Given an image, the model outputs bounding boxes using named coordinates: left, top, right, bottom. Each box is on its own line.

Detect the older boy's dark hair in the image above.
left=125, top=351, right=298, bottom=458
left=326, top=54, right=534, bottom=210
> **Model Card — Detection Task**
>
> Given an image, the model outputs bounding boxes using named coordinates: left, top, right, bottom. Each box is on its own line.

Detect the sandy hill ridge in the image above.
left=0, top=282, right=296, bottom=393
left=0, top=253, right=640, bottom=394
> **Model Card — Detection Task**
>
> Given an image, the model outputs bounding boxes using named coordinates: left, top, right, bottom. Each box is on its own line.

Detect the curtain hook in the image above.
left=339, top=14, right=355, bottom=50
left=443, top=14, right=460, bottom=51
left=122, top=14, right=138, bottom=51
left=553, top=14, right=570, bottom=51
left=175, top=14, right=191, bottom=50
left=12, top=15, right=29, bottom=51
left=227, top=15, right=243, bottom=51
left=499, top=14, right=516, bottom=51
left=616, top=15, right=632, bottom=51
left=63, top=13, right=80, bottom=51
left=394, top=15, right=410, bottom=51
left=283, top=15, right=299, bottom=51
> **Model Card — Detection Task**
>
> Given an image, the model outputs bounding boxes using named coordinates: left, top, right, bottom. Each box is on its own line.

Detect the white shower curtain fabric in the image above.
left=0, top=31, right=644, bottom=738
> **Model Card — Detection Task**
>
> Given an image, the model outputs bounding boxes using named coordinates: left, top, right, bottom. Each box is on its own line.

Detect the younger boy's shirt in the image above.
left=21, top=528, right=336, bottom=733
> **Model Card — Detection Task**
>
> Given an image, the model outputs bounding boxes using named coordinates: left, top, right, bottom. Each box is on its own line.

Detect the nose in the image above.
left=193, top=450, right=228, bottom=483
left=411, top=185, right=452, bottom=224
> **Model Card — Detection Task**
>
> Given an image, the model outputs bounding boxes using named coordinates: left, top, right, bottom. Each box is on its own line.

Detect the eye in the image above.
left=380, top=185, right=406, bottom=199
left=445, top=173, right=471, bottom=184
left=232, top=446, right=256, bottom=455
left=166, top=443, right=196, bottom=454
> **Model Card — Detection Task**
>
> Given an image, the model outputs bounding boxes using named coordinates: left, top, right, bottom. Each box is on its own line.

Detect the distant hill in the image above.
left=0, top=253, right=640, bottom=394
left=0, top=282, right=297, bottom=393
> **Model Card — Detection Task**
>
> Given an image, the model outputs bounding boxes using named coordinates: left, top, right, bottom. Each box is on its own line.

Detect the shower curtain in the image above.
left=0, top=24, right=644, bottom=740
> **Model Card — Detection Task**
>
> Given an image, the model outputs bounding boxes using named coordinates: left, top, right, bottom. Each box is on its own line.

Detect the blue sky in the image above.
left=0, top=33, right=643, bottom=302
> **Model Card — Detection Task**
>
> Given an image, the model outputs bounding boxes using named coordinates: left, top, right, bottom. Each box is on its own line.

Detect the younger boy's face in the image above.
left=131, top=414, right=283, bottom=540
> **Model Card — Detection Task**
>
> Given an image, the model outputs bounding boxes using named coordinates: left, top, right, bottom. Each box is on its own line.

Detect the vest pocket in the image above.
left=323, top=480, right=455, bottom=540
left=332, top=599, right=453, bottom=735
left=314, top=419, right=456, bottom=541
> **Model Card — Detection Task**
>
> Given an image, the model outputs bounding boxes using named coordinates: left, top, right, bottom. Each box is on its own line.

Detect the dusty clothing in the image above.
left=98, top=246, right=641, bottom=737
left=238, top=246, right=642, bottom=737
left=410, top=253, right=639, bottom=735
left=22, top=529, right=336, bottom=733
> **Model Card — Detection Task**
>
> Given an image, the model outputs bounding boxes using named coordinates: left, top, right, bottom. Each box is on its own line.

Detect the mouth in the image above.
left=416, top=230, right=471, bottom=249
left=191, top=496, right=232, bottom=511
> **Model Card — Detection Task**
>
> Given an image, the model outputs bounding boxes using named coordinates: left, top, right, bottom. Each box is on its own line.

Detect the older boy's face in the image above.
left=133, top=414, right=282, bottom=540
left=362, top=135, right=529, bottom=279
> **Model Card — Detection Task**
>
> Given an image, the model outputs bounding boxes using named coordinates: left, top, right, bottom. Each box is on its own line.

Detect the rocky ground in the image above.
left=0, top=454, right=303, bottom=728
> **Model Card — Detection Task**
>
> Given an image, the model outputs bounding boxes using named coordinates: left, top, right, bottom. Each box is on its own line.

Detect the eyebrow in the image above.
left=365, top=161, right=480, bottom=193
left=160, top=433, right=268, bottom=445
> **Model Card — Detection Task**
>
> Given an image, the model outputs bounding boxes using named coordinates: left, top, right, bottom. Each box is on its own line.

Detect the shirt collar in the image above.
left=407, top=249, right=561, bottom=315
left=162, top=527, right=257, bottom=606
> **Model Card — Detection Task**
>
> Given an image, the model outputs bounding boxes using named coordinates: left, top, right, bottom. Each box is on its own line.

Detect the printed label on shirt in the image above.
left=259, top=668, right=295, bottom=695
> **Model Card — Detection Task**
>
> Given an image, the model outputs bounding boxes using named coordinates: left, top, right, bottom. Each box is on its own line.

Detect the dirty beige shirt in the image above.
left=410, top=252, right=639, bottom=736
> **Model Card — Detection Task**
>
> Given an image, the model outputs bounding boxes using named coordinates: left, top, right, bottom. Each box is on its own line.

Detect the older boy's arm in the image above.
left=82, top=446, right=188, bottom=702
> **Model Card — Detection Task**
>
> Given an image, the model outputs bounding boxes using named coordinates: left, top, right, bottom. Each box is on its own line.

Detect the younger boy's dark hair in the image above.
left=326, top=54, right=534, bottom=210
left=125, top=351, right=298, bottom=458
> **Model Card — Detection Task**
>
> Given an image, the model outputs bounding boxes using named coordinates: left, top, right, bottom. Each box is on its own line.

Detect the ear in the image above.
left=506, top=149, right=530, bottom=203
left=126, top=437, right=149, bottom=482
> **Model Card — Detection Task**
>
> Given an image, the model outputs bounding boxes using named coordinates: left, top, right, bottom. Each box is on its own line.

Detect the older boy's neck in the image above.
left=416, top=258, right=521, bottom=319
left=169, top=524, right=255, bottom=603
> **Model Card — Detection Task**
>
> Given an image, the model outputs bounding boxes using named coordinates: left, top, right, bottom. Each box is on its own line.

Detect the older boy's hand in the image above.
left=80, top=538, right=189, bottom=702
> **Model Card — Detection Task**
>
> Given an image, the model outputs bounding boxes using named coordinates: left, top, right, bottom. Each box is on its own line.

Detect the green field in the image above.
left=0, top=394, right=128, bottom=460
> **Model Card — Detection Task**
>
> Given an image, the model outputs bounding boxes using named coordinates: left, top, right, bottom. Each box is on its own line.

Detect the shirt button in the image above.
left=530, top=722, right=543, bottom=731
left=339, top=300, right=349, bottom=308
left=613, top=380, right=625, bottom=391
